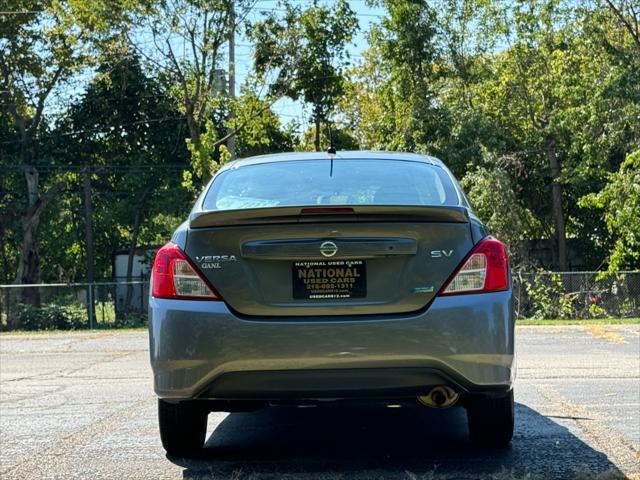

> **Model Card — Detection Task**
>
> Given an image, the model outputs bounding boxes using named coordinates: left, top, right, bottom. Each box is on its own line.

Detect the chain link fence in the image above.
left=0, top=280, right=148, bottom=331
left=513, top=271, right=640, bottom=320
left=1, top=271, right=638, bottom=331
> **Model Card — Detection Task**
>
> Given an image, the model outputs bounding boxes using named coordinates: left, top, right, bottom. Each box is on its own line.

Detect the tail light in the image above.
left=151, top=242, right=220, bottom=300
left=439, top=237, right=509, bottom=295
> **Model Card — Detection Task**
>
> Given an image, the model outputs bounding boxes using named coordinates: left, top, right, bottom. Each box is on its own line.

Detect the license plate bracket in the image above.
left=292, top=260, right=366, bottom=299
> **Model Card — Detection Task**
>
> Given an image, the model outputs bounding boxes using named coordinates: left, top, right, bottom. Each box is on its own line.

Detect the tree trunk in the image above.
left=15, top=168, right=65, bottom=306
left=123, top=188, right=151, bottom=316
left=314, top=114, right=321, bottom=152
left=227, top=4, right=236, bottom=160
left=544, top=137, right=567, bottom=270
left=185, top=101, right=200, bottom=146
left=17, top=210, right=41, bottom=306
left=83, top=169, right=96, bottom=323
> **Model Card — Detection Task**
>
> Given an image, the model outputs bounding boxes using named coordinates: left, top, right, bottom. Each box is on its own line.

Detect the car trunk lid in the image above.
left=185, top=206, right=473, bottom=316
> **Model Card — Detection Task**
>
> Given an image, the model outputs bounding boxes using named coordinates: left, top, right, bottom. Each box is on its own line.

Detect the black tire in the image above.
left=158, top=399, right=208, bottom=456
left=466, top=390, right=514, bottom=448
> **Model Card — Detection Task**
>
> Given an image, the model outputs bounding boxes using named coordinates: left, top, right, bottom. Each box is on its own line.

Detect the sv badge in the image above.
left=430, top=250, right=453, bottom=258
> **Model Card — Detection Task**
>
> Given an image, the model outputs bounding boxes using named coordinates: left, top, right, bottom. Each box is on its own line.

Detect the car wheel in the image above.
left=158, top=399, right=207, bottom=456
left=466, top=390, right=514, bottom=448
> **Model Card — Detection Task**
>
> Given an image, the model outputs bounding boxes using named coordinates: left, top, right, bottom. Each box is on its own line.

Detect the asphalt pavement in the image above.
left=1, top=325, right=638, bottom=479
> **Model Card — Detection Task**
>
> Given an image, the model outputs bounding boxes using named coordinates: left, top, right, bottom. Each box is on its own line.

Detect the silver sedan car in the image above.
left=149, top=151, right=515, bottom=456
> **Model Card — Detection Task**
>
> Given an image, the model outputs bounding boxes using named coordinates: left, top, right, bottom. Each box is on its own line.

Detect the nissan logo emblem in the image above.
left=320, top=241, right=338, bottom=257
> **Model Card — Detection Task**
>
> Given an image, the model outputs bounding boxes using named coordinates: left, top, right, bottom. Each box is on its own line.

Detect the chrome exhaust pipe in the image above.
left=418, top=385, right=459, bottom=408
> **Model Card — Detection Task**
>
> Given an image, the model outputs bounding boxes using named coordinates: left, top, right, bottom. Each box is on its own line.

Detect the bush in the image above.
left=16, top=303, right=87, bottom=330
left=523, top=272, right=575, bottom=319
left=515, top=271, right=640, bottom=319
left=111, top=313, right=147, bottom=329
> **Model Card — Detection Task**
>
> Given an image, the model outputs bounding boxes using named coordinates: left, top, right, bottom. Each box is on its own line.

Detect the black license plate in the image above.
left=292, top=260, right=366, bottom=299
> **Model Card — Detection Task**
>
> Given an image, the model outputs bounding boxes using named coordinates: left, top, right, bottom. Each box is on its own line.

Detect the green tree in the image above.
left=135, top=0, right=256, bottom=183
left=579, top=151, right=640, bottom=273
left=297, top=125, right=359, bottom=152
left=249, top=0, right=358, bottom=151
left=368, top=0, right=445, bottom=151
left=460, top=153, right=542, bottom=263
left=473, top=1, right=639, bottom=269
left=0, top=110, right=21, bottom=284
left=56, top=55, right=192, bottom=312
left=0, top=0, right=146, bottom=302
left=343, top=0, right=639, bottom=270
left=340, top=0, right=503, bottom=160
left=232, top=90, right=295, bottom=157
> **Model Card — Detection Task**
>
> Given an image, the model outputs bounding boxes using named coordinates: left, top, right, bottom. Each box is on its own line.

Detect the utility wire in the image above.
left=1, top=165, right=192, bottom=177
left=1, top=67, right=349, bottom=146
left=0, top=116, right=186, bottom=145
left=0, top=11, right=41, bottom=15
left=0, top=7, right=383, bottom=18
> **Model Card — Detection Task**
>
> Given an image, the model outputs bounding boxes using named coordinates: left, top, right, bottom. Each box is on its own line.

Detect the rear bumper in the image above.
left=149, top=291, right=515, bottom=400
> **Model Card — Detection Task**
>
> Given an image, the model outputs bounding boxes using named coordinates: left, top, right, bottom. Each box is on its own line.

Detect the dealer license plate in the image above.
left=292, top=260, right=366, bottom=299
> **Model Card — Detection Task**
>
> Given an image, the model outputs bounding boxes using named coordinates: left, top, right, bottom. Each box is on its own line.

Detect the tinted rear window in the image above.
left=202, top=159, right=459, bottom=211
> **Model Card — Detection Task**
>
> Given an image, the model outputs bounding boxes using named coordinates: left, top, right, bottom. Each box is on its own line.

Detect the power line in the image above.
left=2, top=164, right=190, bottom=172
left=2, top=65, right=351, bottom=145
left=0, top=11, right=41, bottom=15
left=0, top=5, right=384, bottom=18
left=252, top=6, right=383, bottom=18
left=0, top=116, right=186, bottom=145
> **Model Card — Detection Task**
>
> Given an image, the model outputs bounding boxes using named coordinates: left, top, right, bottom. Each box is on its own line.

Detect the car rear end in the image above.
left=149, top=152, right=515, bottom=455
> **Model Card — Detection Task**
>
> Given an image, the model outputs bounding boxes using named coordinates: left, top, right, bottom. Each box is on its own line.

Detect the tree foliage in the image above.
left=460, top=152, right=542, bottom=258
left=0, top=0, right=148, bottom=304
left=132, top=0, right=258, bottom=184
left=248, top=0, right=358, bottom=151
left=1, top=0, right=639, bottom=298
left=341, top=0, right=639, bottom=270
left=54, top=55, right=192, bottom=280
left=580, top=151, right=640, bottom=273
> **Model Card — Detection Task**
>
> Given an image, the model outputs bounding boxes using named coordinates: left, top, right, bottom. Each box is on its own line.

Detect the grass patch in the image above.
left=516, top=317, right=639, bottom=325
left=0, top=327, right=147, bottom=336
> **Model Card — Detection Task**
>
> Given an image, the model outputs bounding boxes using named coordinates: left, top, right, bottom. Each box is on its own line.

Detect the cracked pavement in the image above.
left=1, top=325, right=638, bottom=479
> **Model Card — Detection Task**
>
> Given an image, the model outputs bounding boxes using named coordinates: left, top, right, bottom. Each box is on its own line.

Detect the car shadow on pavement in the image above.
left=171, top=402, right=623, bottom=480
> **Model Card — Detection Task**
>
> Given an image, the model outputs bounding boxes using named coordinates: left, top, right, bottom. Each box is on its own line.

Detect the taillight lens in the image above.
left=439, top=237, right=509, bottom=295
left=151, top=242, right=220, bottom=300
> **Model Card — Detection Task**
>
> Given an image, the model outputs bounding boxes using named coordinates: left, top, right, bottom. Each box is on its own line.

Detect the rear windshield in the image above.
left=202, top=159, right=459, bottom=211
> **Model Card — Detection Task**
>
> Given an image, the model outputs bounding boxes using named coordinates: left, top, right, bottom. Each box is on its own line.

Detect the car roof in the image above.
left=220, top=151, right=446, bottom=171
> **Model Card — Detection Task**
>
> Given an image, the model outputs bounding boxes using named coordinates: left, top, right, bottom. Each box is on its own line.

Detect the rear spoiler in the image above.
left=189, top=205, right=470, bottom=228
